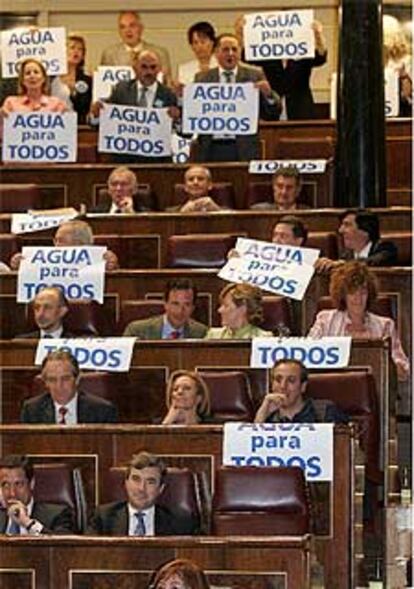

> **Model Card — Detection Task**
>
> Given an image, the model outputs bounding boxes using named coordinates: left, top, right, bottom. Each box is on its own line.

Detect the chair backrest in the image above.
left=0, top=184, right=40, bottom=212
left=33, top=462, right=85, bottom=531
left=198, top=370, right=255, bottom=422
left=167, top=234, right=238, bottom=268
left=382, top=232, right=412, bottom=266
left=212, top=466, right=310, bottom=535
left=103, top=466, right=202, bottom=525
left=261, top=296, right=295, bottom=335
left=118, top=300, right=165, bottom=334
left=307, top=231, right=338, bottom=259
left=0, top=234, right=19, bottom=264
left=173, top=182, right=235, bottom=209
left=316, top=294, right=397, bottom=322
left=307, top=369, right=380, bottom=482
left=32, top=371, right=114, bottom=402
left=93, top=234, right=159, bottom=269
left=96, top=185, right=156, bottom=211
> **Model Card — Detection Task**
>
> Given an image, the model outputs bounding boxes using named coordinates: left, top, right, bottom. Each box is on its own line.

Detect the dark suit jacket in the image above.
left=193, top=65, right=281, bottom=162
left=87, top=501, right=197, bottom=536
left=340, top=239, right=398, bottom=266
left=90, top=197, right=149, bottom=214
left=242, top=49, right=327, bottom=119
left=20, top=391, right=118, bottom=424
left=14, top=328, right=75, bottom=339
left=0, top=501, right=75, bottom=534
left=123, top=314, right=207, bottom=339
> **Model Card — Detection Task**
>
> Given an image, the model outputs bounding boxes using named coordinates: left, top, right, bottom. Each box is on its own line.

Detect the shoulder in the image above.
left=238, top=63, right=265, bottom=80
left=187, top=319, right=208, bottom=336
left=78, top=391, right=115, bottom=409
left=253, top=326, right=272, bottom=337
left=315, top=309, right=338, bottom=321
left=23, top=392, right=50, bottom=408
left=195, top=68, right=219, bottom=82
left=34, top=501, right=68, bottom=517
left=204, top=327, right=225, bottom=339
left=124, top=314, right=163, bottom=335
left=366, top=312, right=394, bottom=330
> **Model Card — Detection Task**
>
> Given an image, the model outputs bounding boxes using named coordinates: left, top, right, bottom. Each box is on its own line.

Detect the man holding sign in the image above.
left=192, top=33, right=281, bottom=162
left=91, top=50, right=178, bottom=164
left=254, top=359, right=348, bottom=424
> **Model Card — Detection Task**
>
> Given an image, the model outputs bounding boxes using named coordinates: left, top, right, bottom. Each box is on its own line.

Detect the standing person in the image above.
left=193, top=33, right=281, bottom=162
left=178, top=21, right=217, bottom=84
left=235, top=15, right=328, bottom=119
left=51, top=35, right=92, bottom=124
left=100, top=11, right=172, bottom=83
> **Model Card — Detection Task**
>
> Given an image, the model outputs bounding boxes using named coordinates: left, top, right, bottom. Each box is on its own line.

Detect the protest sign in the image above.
left=250, top=336, right=352, bottom=368
left=244, top=10, right=314, bottom=61
left=35, top=337, right=136, bottom=372
left=249, top=159, right=327, bottom=174
left=17, top=246, right=106, bottom=303
left=183, top=82, right=258, bottom=135
left=11, top=209, right=78, bottom=235
left=172, top=132, right=192, bottom=163
left=223, top=422, right=334, bottom=481
left=1, top=27, right=67, bottom=77
left=98, top=103, right=172, bottom=157
left=92, top=66, right=135, bottom=102
left=2, top=112, right=77, bottom=163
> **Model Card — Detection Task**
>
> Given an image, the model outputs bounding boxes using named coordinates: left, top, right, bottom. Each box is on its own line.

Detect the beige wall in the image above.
left=0, top=1, right=410, bottom=103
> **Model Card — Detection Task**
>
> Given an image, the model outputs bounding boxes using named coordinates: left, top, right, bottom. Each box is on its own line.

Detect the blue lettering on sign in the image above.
left=229, top=454, right=322, bottom=478
left=40, top=346, right=122, bottom=368
left=252, top=12, right=302, bottom=29
left=31, top=248, right=92, bottom=265
left=9, top=30, right=55, bottom=46
left=7, top=145, right=69, bottom=160
left=13, top=113, right=64, bottom=129
left=102, top=69, right=132, bottom=82
left=255, top=345, right=341, bottom=366
left=193, top=85, right=246, bottom=101
left=250, top=41, right=308, bottom=59
left=103, top=136, right=164, bottom=155
left=23, top=282, right=95, bottom=300
left=110, top=106, right=160, bottom=124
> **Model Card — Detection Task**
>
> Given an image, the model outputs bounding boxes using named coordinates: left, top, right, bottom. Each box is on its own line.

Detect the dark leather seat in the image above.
left=198, top=370, right=255, bottom=422
left=167, top=234, right=238, bottom=268
left=118, top=299, right=165, bottom=334
left=307, top=231, right=338, bottom=259
left=173, top=182, right=235, bottom=209
left=212, top=466, right=310, bottom=535
left=261, top=296, right=295, bottom=335
left=0, top=184, right=40, bottom=212
left=382, top=232, right=412, bottom=266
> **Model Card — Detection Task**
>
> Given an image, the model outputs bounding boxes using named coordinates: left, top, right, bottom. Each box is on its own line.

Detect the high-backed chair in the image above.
left=0, top=184, right=40, bottom=212
left=316, top=294, right=397, bottom=322
left=198, top=370, right=255, bottom=422
left=382, top=232, right=412, bottom=266
left=307, top=369, right=380, bottom=482
left=261, top=296, right=295, bottom=335
left=103, top=466, right=203, bottom=530
left=173, top=182, right=235, bottom=209
left=33, top=462, right=86, bottom=532
left=307, top=231, right=338, bottom=259
left=212, top=466, right=310, bottom=535
left=95, top=184, right=156, bottom=211
left=32, top=371, right=114, bottom=402
left=93, top=234, right=159, bottom=269
left=167, top=234, right=238, bottom=268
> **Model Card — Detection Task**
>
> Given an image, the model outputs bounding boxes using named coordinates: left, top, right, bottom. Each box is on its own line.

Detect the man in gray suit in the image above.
left=21, top=350, right=118, bottom=424
left=123, top=278, right=207, bottom=339
left=100, top=11, right=171, bottom=83
left=194, top=33, right=281, bottom=162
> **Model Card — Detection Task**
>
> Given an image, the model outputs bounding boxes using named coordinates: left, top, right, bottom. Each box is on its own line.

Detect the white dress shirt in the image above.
left=53, top=393, right=79, bottom=425
left=127, top=503, right=155, bottom=536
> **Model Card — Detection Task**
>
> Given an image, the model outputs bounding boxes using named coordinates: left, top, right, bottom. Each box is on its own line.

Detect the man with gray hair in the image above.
left=91, top=166, right=149, bottom=213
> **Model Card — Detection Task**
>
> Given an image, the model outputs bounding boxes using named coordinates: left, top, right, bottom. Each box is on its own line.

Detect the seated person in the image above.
left=91, top=166, right=149, bottom=213
left=15, top=286, right=72, bottom=339
left=309, top=261, right=410, bottom=382
left=251, top=166, right=310, bottom=211
left=254, top=359, right=348, bottom=423
left=20, top=349, right=118, bottom=424
left=0, top=261, right=11, bottom=272
left=123, top=278, right=208, bottom=339
left=148, top=558, right=211, bottom=589
left=162, top=370, right=211, bottom=425
left=315, top=210, right=398, bottom=272
left=10, top=219, right=119, bottom=271
left=205, top=283, right=272, bottom=339
left=0, top=454, right=75, bottom=534
left=168, top=165, right=223, bottom=213
left=87, top=451, right=198, bottom=536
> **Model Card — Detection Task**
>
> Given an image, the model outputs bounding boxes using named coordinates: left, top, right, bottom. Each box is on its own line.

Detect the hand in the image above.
left=314, top=257, right=342, bottom=274
left=89, top=100, right=104, bottom=118
left=103, top=250, right=119, bottom=272
left=312, top=20, right=327, bottom=55
left=227, top=248, right=240, bottom=260
left=167, top=105, right=181, bottom=120
left=254, top=393, right=286, bottom=422
left=0, top=106, right=9, bottom=119
left=255, top=79, right=273, bottom=98
left=116, top=196, right=135, bottom=214
left=7, top=500, right=31, bottom=528
left=181, top=197, right=221, bottom=213
left=170, top=80, right=184, bottom=98
left=396, top=361, right=409, bottom=383
left=10, top=252, right=24, bottom=270
left=162, top=405, right=189, bottom=425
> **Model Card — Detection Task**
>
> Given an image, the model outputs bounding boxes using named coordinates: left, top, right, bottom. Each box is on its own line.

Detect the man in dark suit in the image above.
left=193, top=33, right=281, bottom=162
left=91, top=50, right=179, bottom=164
left=0, top=455, right=75, bottom=535
left=87, top=451, right=197, bottom=536
left=123, top=278, right=207, bottom=338
left=90, top=166, right=149, bottom=214
left=315, top=209, right=398, bottom=273
left=21, top=350, right=118, bottom=424
left=251, top=166, right=310, bottom=211
left=15, top=286, right=74, bottom=339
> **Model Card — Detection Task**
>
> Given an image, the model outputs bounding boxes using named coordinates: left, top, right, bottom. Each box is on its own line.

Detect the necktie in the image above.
left=42, top=333, right=53, bottom=338
left=223, top=71, right=234, bottom=83
left=169, top=330, right=181, bottom=339
left=134, top=511, right=146, bottom=536
left=8, top=518, right=20, bottom=535
left=137, top=86, right=148, bottom=107
left=58, top=406, right=68, bottom=425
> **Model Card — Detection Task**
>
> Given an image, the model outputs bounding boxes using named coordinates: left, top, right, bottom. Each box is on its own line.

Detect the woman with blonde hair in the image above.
left=162, top=370, right=210, bottom=425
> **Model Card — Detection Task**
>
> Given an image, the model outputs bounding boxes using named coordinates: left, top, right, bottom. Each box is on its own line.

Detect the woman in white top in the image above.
left=178, top=21, right=217, bottom=84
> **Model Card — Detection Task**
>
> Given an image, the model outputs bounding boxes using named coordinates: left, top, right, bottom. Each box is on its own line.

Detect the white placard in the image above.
left=172, top=132, right=192, bottom=163
left=17, top=246, right=106, bottom=303
left=250, top=336, right=352, bottom=368
left=244, top=10, right=315, bottom=61
left=35, top=337, right=136, bottom=372
left=249, top=159, right=327, bottom=174
left=219, top=237, right=319, bottom=300
left=2, top=112, right=77, bottom=163
left=11, top=209, right=78, bottom=235
left=92, top=66, right=135, bottom=102
left=182, top=82, right=259, bottom=135
left=98, top=103, right=172, bottom=157
left=223, top=422, right=334, bottom=481
left=1, top=27, right=67, bottom=78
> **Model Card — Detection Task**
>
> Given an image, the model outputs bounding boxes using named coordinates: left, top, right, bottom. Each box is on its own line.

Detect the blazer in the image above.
left=90, top=197, right=150, bottom=214
left=123, top=314, right=208, bottom=339
left=0, top=501, right=75, bottom=534
left=193, top=65, right=281, bottom=162
left=340, top=239, right=398, bottom=266
left=20, top=391, right=118, bottom=424
left=100, top=40, right=172, bottom=78
left=87, top=501, right=197, bottom=536
left=14, top=328, right=75, bottom=339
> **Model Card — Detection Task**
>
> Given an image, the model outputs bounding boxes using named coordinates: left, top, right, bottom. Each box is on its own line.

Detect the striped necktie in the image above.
left=134, top=511, right=146, bottom=536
